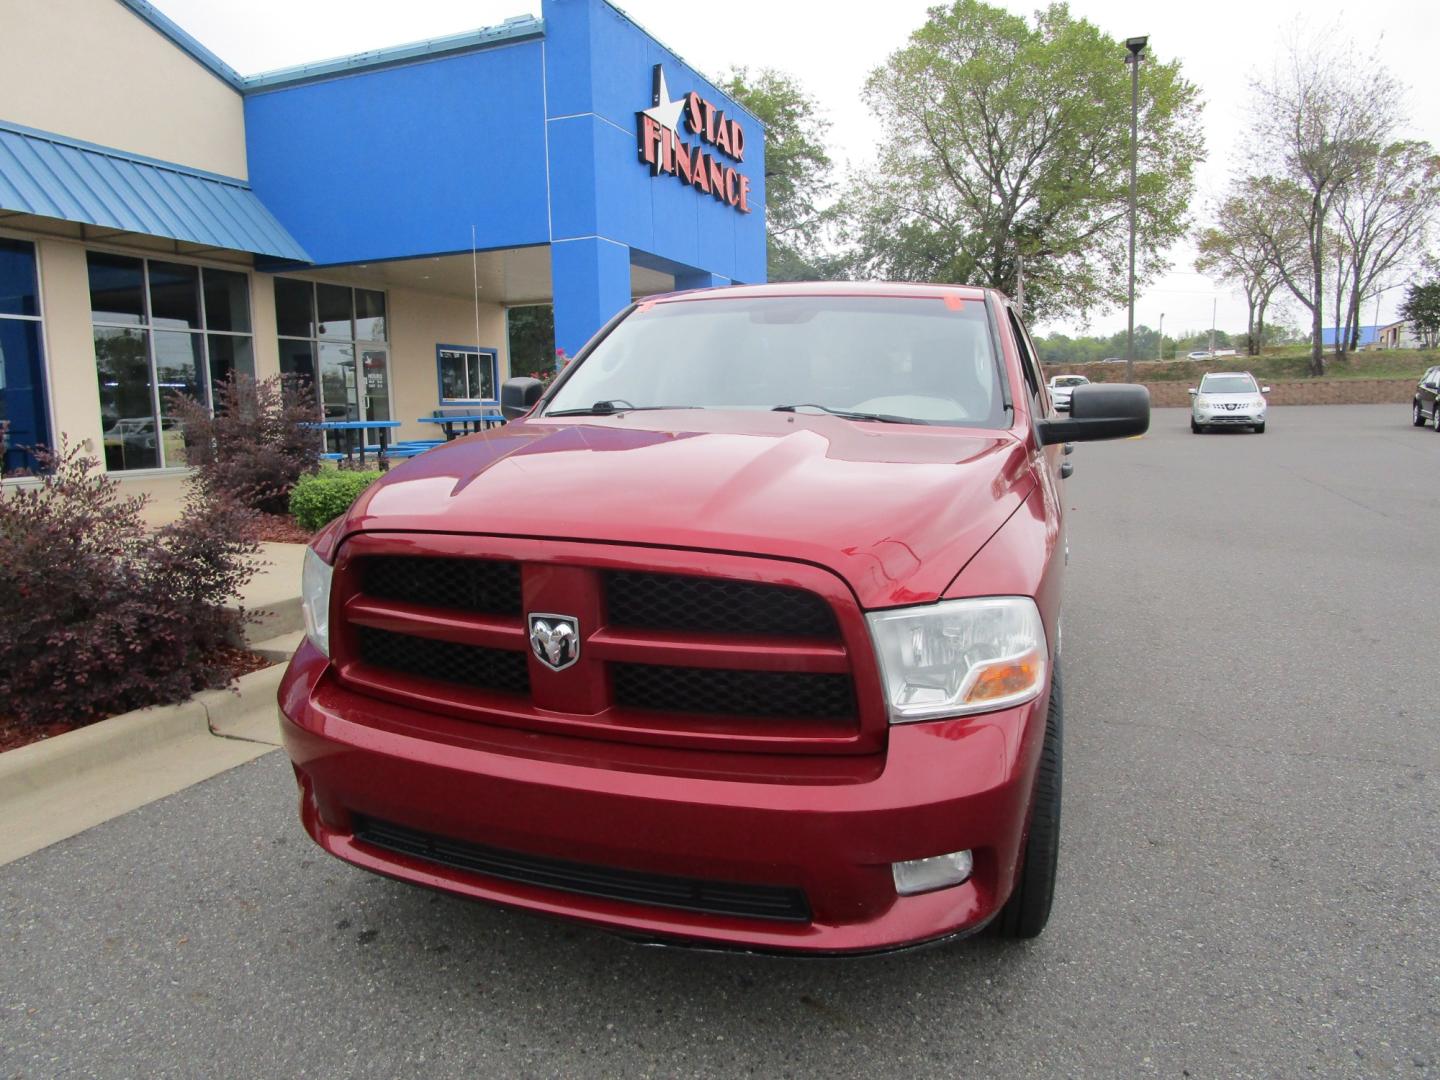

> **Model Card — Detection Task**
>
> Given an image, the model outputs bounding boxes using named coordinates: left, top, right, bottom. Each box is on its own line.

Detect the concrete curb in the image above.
left=245, top=597, right=304, bottom=644
left=0, top=639, right=299, bottom=866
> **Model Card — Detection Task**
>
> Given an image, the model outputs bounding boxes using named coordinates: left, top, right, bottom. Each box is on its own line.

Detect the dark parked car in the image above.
left=282, top=282, right=1150, bottom=953
left=1412, top=366, right=1440, bottom=429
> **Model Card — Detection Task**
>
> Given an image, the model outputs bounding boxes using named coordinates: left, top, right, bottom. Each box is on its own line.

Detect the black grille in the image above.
left=605, top=571, right=837, bottom=638
left=361, top=556, right=521, bottom=615
left=357, top=627, right=530, bottom=696
left=612, top=663, right=854, bottom=719
left=353, top=816, right=810, bottom=922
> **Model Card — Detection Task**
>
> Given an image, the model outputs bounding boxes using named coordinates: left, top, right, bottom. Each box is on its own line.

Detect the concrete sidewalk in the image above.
left=242, top=542, right=307, bottom=640
left=0, top=631, right=301, bottom=866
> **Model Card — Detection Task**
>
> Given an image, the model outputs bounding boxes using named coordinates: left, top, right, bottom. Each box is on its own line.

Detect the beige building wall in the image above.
left=250, top=275, right=280, bottom=380
left=387, top=286, right=510, bottom=443
left=0, top=0, right=248, bottom=179
left=35, top=238, right=104, bottom=457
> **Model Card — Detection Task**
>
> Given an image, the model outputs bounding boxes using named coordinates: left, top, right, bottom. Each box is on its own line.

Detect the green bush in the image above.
left=289, top=469, right=382, bottom=532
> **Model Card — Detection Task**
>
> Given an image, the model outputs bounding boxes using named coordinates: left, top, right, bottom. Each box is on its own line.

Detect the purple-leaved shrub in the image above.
left=0, top=441, right=260, bottom=728
left=171, top=372, right=321, bottom=515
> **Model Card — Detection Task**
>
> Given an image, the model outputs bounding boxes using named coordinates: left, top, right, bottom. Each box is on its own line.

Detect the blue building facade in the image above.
left=242, top=0, right=766, bottom=356
left=0, top=0, right=765, bottom=475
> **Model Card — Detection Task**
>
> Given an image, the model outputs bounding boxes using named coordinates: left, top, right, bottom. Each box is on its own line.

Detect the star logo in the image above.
left=642, top=66, right=685, bottom=133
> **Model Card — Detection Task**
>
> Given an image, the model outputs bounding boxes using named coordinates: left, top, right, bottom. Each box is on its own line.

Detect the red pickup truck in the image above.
left=280, top=282, right=1148, bottom=954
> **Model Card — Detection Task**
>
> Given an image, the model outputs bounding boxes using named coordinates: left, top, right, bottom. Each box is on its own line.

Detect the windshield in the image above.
left=1051, top=376, right=1087, bottom=387
left=1200, top=376, right=1257, bottom=395
left=543, top=296, right=1008, bottom=427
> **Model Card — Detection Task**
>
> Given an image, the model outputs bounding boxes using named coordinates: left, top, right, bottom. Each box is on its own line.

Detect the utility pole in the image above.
left=1123, top=35, right=1148, bottom=383
left=1209, top=297, right=1217, bottom=356
left=1157, top=312, right=1165, bottom=361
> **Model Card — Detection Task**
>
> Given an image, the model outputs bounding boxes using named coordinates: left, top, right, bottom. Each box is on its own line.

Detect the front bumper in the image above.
left=1196, top=412, right=1264, bottom=426
left=279, top=641, right=1047, bottom=954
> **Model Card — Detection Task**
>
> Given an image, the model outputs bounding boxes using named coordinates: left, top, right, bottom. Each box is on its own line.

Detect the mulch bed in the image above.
left=250, top=512, right=313, bottom=545
left=0, top=645, right=276, bottom=754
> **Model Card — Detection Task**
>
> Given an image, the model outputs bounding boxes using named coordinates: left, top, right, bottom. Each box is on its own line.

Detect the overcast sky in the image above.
left=158, top=0, right=1440, bottom=339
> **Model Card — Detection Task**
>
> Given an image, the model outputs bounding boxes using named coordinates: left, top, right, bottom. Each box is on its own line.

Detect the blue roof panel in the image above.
left=0, top=122, right=310, bottom=262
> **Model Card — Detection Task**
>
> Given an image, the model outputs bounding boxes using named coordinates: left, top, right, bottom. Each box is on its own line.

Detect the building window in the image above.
left=87, top=252, right=254, bottom=471
left=274, top=279, right=390, bottom=423
left=0, top=237, right=50, bottom=477
left=437, top=345, right=498, bottom=402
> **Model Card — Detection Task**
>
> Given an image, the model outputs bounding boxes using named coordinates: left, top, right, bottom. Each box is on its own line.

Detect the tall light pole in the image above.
left=1123, top=35, right=1147, bottom=383
left=1157, top=311, right=1165, bottom=361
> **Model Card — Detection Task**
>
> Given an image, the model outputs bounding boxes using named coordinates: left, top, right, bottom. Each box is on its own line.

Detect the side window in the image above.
left=1006, top=309, right=1043, bottom=405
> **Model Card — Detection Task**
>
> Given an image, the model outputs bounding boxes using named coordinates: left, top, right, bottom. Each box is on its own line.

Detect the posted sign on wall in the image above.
left=636, top=65, right=751, bottom=214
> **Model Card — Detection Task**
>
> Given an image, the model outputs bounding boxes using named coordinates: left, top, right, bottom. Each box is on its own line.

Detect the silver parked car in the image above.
left=1046, top=374, right=1090, bottom=411
left=1190, top=372, right=1270, bottom=433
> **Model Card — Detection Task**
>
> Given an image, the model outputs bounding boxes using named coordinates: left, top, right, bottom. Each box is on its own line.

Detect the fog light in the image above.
left=892, top=849, right=974, bottom=896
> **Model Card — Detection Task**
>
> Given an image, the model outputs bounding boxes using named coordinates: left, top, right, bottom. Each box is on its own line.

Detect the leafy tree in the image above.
left=1398, top=280, right=1440, bottom=348
left=848, top=1, right=1203, bottom=323
left=720, top=67, right=844, bottom=281
left=1195, top=192, right=1286, bottom=355
left=1246, top=34, right=1406, bottom=374
left=1334, top=141, right=1440, bottom=352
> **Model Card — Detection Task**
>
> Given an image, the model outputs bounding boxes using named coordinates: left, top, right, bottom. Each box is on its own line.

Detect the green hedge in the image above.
left=289, top=469, right=383, bottom=532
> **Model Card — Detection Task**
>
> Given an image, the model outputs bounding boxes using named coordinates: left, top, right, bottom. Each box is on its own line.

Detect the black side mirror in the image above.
left=500, top=377, right=545, bottom=420
left=1035, top=384, right=1150, bottom=445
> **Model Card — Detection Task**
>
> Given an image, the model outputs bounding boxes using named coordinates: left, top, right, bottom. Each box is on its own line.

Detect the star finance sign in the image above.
left=636, top=66, right=752, bottom=214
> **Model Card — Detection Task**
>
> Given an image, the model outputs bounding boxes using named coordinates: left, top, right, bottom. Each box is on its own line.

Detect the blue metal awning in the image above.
left=0, top=122, right=310, bottom=262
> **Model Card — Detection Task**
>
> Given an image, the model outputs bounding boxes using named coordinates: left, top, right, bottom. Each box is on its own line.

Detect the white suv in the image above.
left=1190, top=372, right=1270, bottom=434
left=1046, top=374, right=1089, bottom=411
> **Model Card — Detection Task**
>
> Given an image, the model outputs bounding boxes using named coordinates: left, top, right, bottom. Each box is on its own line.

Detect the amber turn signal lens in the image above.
left=964, top=650, right=1042, bottom=703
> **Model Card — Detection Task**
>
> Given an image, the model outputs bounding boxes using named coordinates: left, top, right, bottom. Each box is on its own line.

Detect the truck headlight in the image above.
left=866, top=597, right=1047, bottom=723
left=301, top=546, right=334, bottom=657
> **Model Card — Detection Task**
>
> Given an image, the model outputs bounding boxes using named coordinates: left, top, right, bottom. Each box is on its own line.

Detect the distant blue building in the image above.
left=1320, top=325, right=1380, bottom=348
left=0, top=0, right=766, bottom=474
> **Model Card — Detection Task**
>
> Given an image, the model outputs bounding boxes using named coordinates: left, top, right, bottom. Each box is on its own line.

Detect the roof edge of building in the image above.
left=234, top=17, right=545, bottom=94
left=113, top=0, right=247, bottom=90
left=115, top=1, right=546, bottom=95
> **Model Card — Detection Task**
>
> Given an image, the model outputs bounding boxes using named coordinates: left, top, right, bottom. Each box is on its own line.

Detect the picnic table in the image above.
left=417, top=409, right=505, bottom=440
left=307, top=419, right=403, bottom=469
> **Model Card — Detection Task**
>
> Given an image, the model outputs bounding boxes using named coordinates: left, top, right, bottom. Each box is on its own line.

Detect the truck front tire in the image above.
left=993, top=662, right=1062, bottom=940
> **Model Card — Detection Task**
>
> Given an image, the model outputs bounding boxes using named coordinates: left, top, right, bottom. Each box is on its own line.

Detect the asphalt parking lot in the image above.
left=3, top=404, right=1437, bottom=1079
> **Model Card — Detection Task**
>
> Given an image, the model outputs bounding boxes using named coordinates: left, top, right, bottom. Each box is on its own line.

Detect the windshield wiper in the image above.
left=772, top=403, right=927, bottom=425
left=546, top=401, right=703, bottom=417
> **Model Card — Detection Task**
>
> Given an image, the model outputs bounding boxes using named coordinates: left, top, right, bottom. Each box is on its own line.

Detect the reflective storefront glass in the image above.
left=0, top=238, right=51, bottom=476
left=87, top=252, right=254, bottom=470
left=275, top=279, right=391, bottom=425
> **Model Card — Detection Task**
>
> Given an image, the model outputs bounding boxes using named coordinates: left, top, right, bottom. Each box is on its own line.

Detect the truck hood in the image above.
left=342, top=410, right=1034, bottom=608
